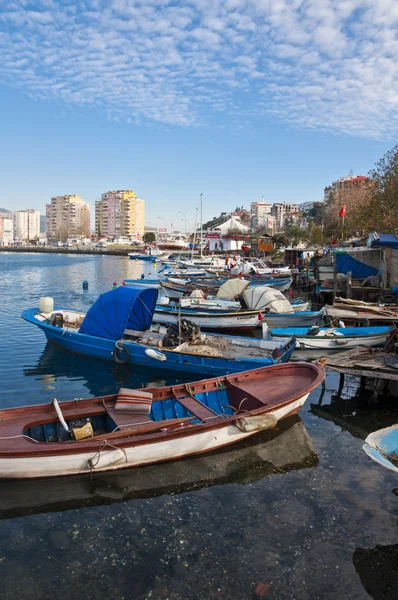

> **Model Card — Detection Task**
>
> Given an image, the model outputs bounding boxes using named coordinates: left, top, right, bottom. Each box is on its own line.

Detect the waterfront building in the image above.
left=95, top=190, right=144, bottom=240
left=0, top=217, right=14, bottom=246
left=46, top=195, right=90, bottom=241
left=13, top=209, right=40, bottom=242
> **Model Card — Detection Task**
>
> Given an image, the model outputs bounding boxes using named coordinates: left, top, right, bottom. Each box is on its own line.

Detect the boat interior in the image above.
left=22, top=367, right=297, bottom=443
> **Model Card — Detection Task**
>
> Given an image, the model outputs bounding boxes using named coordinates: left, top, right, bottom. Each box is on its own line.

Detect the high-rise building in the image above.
left=46, top=195, right=90, bottom=241
left=95, top=190, right=144, bottom=239
left=13, top=209, right=40, bottom=242
left=0, top=217, right=14, bottom=246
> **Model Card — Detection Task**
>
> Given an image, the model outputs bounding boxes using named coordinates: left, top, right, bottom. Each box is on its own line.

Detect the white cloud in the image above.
left=0, top=0, right=398, bottom=137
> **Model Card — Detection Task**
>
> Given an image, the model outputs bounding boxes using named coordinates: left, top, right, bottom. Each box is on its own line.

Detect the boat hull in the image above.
left=262, top=311, right=323, bottom=327
left=129, top=255, right=157, bottom=262
left=269, top=326, right=391, bottom=350
left=153, top=306, right=261, bottom=332
left=0, top=395, right=307, bottom=479
left=363, top=425, right=398, bottom=474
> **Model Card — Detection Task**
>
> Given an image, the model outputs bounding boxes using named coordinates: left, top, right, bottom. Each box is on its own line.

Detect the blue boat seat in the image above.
left=171, top=386, right=218, bottom=421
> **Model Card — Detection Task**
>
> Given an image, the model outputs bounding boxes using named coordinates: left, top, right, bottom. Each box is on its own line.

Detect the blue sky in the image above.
left=0, top=0, right=396, bottom=230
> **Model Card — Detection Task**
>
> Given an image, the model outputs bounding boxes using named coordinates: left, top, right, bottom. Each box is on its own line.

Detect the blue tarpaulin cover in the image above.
left=368, top=232, right=398, bottom=249
left=79, top=285, right=158, bottom=339
left=335, top=253, right=379, bottom=278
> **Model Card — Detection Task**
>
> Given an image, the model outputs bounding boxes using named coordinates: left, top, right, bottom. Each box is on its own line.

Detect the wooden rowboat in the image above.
left=0, top=363, right=324, bottom=479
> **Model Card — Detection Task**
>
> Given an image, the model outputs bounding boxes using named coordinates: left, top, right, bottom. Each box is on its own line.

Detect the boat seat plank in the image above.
left=172, top=387, right=217, bottom=421
left=104, top=404, right=152, bottom=429
left=225, top=380, right=268, bottom=411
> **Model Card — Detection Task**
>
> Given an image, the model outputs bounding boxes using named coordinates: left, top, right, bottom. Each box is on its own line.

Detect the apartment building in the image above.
left=324, top=176, right=368, bottom=205
left=0, top=217, right=14, bottom=246
left=95, top=190, right=144, bottom=239
left=46, top=195, right=90, bottom=241
left=250, top=201, right=273, bottom=229
left=271, top=203, right=300, bottom=228
left=13, top=209, right=40, bottom=242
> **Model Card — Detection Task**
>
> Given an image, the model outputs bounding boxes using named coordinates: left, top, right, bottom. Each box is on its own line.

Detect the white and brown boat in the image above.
left=0, top=363, right=324, bottom=479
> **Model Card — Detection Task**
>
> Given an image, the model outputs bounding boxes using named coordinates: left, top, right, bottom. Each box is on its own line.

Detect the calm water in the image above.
left=0, top=252, right=397, bottom=600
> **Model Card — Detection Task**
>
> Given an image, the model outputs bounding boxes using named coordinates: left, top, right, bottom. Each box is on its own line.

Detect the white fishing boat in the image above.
left=263, top=324, right=393, bottom=350
left=153, top=304, right=263, bottom=333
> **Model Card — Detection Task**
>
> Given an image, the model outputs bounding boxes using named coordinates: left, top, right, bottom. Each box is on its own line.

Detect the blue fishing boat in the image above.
left=128, top=248, right=168, bottom=262
left=22, top=286, right=296, bottom=377
left=363, top=425, right=398, bottom=474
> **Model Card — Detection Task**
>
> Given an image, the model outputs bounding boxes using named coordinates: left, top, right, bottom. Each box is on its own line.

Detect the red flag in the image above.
left=339, top=205, right=346, bottom=217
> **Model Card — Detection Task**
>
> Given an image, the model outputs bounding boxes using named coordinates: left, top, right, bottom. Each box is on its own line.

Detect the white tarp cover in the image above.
left=216, top=278, right=250, bottom=299
left=243, top=286, right=294, bottom=313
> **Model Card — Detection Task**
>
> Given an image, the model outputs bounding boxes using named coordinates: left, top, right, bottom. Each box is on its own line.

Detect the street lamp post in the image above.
left=178, top=211, right=187, bottom=236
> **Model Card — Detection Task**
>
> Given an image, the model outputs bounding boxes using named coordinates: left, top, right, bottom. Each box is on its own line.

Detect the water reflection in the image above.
left=22, top=342, right=197, bottom=401
left=0, top=416, right=317, bottom=520
left=353, top=544, right=398, bottom=600
left=310, top=375, right=398, bottom=439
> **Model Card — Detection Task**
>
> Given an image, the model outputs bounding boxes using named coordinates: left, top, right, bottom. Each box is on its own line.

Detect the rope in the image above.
left=89, top=440, right=128, bottom=470
left=216, top=377, right=226, bottom=390
left=0, top=434, right=41, bottom=443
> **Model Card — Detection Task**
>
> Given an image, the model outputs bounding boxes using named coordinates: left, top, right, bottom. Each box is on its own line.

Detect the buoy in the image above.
left=39, top=297, right=54, bottom=313
left=154, top=264, right=157, bottom=269
left=145, top=348, right=167, bottom=361
left=83, top=280, right=88, bottom=290
left=236, top=414, right=278, bottom=432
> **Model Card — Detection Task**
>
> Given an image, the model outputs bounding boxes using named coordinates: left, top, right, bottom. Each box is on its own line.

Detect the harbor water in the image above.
left=0, top=252, right=397, bottom=600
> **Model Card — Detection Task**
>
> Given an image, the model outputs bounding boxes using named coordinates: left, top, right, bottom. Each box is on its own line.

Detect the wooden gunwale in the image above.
left=0, top=364, right=325, bottom=458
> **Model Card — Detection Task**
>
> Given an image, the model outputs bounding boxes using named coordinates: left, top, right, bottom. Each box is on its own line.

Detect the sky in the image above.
left=0, top=0, right=397, bottom=230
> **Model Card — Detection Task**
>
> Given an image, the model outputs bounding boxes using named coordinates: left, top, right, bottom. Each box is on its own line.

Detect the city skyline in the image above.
left=0, top=1, right=396, bottom=228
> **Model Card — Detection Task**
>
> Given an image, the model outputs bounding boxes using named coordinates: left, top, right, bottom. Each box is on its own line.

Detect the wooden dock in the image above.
left=324, top=348, right=398, bottom=382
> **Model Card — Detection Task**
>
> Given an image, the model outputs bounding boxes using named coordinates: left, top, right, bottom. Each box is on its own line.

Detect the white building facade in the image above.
left=13, top=209, right=40, bottom=242
left=250, top=201, right=273, bottom=229
left=0, top=217, right=14, bottom=246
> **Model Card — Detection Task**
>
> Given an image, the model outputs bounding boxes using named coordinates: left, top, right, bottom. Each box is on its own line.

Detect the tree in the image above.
left=359, top=145, right=398, bottom=233
left=307, top=222, right=323, bottom=244
left=283, top=225, right=307, bottom=246
left=143, top=232, right=156, bottom=243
